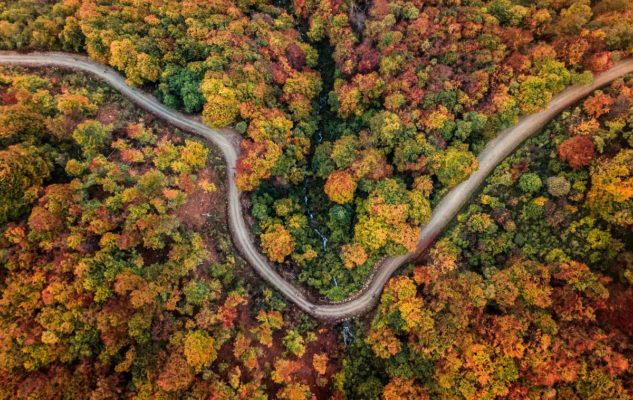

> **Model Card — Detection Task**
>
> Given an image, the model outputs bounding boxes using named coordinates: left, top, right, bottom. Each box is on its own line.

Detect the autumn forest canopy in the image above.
left=1, top=0, right=633, bottom=399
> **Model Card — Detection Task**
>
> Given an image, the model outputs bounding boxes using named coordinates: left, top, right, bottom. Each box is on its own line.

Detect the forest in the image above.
left=0, top=68, right=339, bottom=399
left=341, top=76, right=633, bottom=399
left=0, top=0, right=632, bottom=399
left=1, top=0, right=631, bottom=297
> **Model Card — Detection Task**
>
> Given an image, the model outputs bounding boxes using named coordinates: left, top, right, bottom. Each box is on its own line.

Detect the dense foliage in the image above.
left=0, top=68, right=338, bottom=399
left=2, top=0, right=632, bottom=297
left=1, top=2, right=633, bottom=399
left=255, top=0, right=633, bottom=297
left=339, top=75, right=633, bottom=399
left=0, top=0, right=323, bottom=191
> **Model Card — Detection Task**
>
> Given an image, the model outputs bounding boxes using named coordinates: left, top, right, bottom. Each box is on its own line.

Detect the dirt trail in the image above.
left=3, top=51, right=632, bottom=320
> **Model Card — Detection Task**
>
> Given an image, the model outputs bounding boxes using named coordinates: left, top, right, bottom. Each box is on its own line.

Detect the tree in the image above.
left=110, top=39, right=160, bottom=86
left=558, top=2, right=593, bottom=34
left=558, top=135, right=595, bottom=169
left=261, top=224, right=295, bottom=263
left=277, top=383, right=312, bottom=400
left=272, top=359, right=302, bottom=384
left=369, top=111, right=402, bottom=150
left=202, top=95, right=239, bottom=128
left=489, top=0, right=529, bottom=26
left=158, top=66, right=204, bottom=113
left=56, top=93, right=97, bottom=117
left=252, top=310, right=284, bottom=347
left=72, top=120, right=113, bottom=158
left=518, top=173, right=542, bottom=193
left=157, top=352, right=194, bottom=392
left=172, top=140, right=208, bottom=174
left=0, top=144, right=52, bottom=223
left=583, top=91, right=615, bottom=118
left=382, top=378, right=429, bottom=400
left=430, top=147, right=479, bottom=188
left=331, top=136, right=358, bottom=169
left=312, top=353, right=328, bottom=375
left=59, top=16, right=84, bottom=52
left=408, top=190, right=432, bottom=225
left=236, top=140, right=282, bottom=191
left=0, top=105, right=47, bottom=142
left=200, top=78, right=239, bottom=128
left=283, top=330, right=306, bottom=358
left=587, top=149, right=633, bottom=227
left=184, top=330, right=217, bottom=372
left=518, top=76, right=551, bottom=114
left=247, top=111, right=294, bottom=144
left=341, top=243, right=368, bottom=269
left=547, top=176, right=571, bottom=197
left=324, top=170, right=357, bottom=204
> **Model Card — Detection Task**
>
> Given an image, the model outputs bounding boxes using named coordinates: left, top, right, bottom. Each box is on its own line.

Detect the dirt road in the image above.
left=2, top=51, right=632, bottom=320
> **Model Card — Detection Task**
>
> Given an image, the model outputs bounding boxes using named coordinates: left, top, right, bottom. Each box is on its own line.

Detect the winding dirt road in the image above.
left=2, top=51, right=633, bottom=321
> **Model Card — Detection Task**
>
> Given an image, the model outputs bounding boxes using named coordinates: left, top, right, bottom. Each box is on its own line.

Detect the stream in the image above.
left=292, top=28, right=355, bottom=340
left=303, top=89, right=330, bottom=251
left=303, top=181, right=328, bottom=251
left=302, top=84, right=355, bottom=344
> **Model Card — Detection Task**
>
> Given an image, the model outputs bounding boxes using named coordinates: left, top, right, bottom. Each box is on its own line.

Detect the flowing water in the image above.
left=303, top=90, right=330, bottom=251
left=300, top=41, right=355, bottom=341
